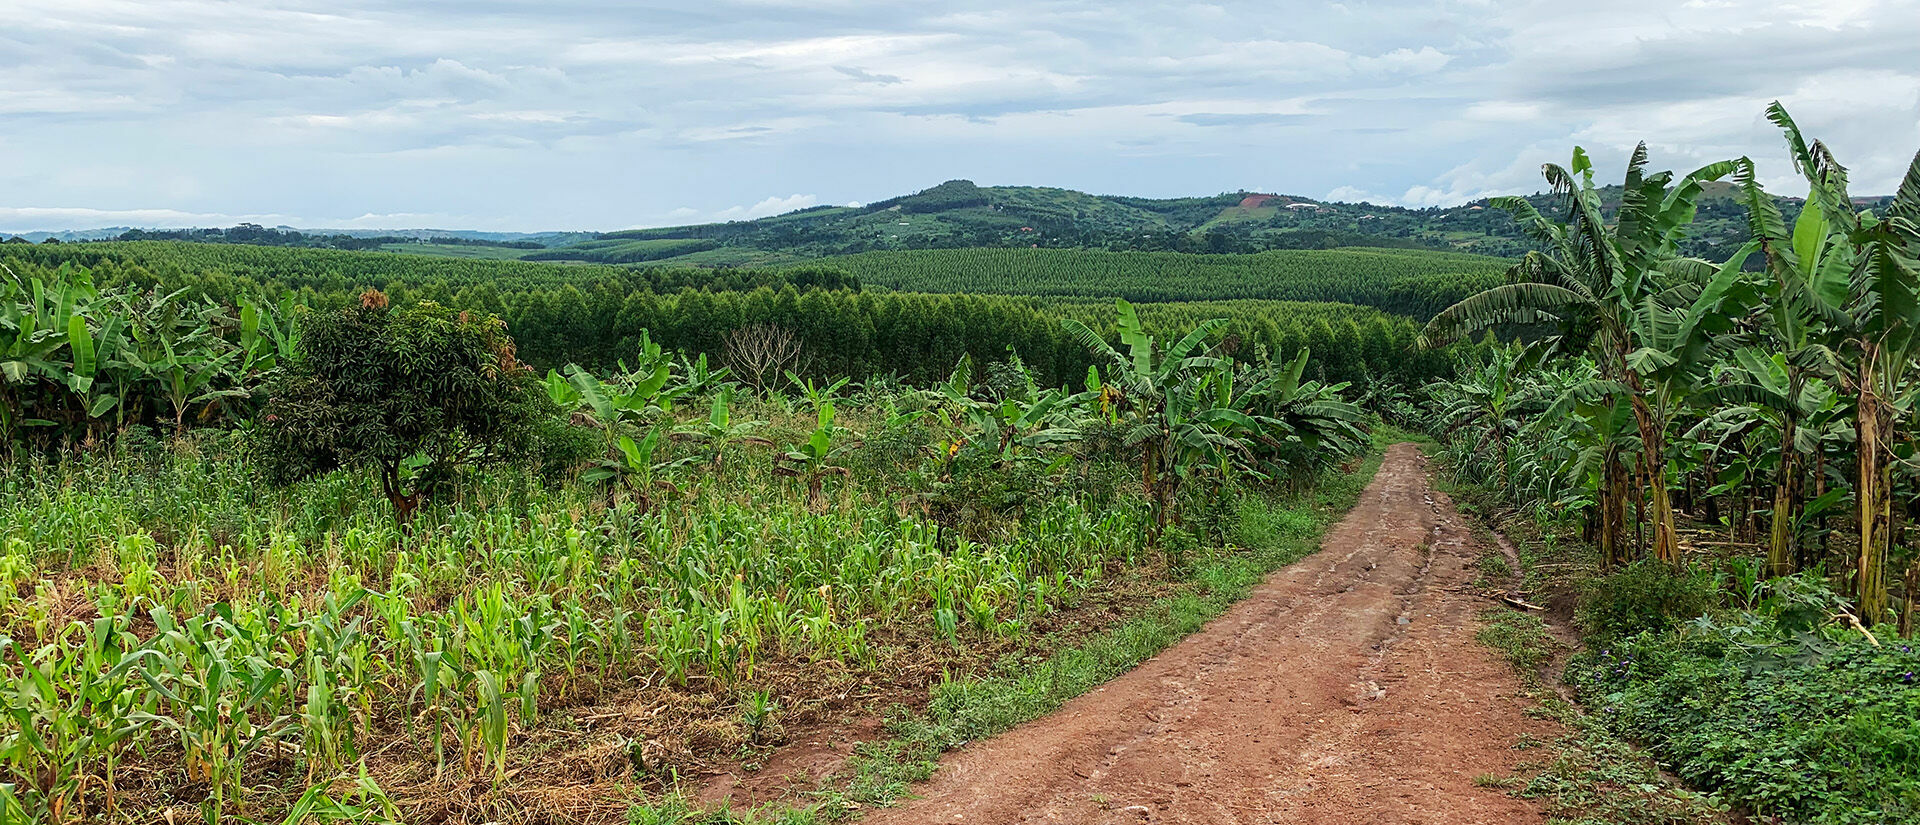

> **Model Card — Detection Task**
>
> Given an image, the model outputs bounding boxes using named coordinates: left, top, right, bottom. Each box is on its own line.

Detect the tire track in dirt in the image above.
left=863, top=444, right=1560, bottom=824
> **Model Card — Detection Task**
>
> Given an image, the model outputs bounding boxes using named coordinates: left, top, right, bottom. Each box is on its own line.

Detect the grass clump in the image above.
left=1476, top=607, right=1560, bottom=682
left=1573, top=561, right=1717, bottom=645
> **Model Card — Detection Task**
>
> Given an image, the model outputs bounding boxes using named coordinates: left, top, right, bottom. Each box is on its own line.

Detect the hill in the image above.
left=516, top=178, right=1838, bottom=268
left=11, top=178, right=1850, bottom=268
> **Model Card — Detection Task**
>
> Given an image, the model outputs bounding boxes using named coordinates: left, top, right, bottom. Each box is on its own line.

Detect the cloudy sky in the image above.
left=3, top=0, right=1917, bottom=233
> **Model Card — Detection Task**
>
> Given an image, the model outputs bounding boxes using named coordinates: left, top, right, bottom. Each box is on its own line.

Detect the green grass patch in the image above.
left=1510, top=695, right=1729, bottom=825
left=1476, top=608, right=1560, bottom=683
left=1369, top=422, right=1435, bottom=451
left=1469, top=603, right=1729, bottom=825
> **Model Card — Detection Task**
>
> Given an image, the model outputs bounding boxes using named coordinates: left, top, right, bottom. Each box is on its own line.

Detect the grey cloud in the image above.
left=1, top=0, right=1915, bottom=231
left=833, top=66, right=904, bottom=84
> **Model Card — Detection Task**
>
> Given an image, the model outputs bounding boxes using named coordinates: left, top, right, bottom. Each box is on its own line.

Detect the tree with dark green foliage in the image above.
left=254, top=290, right=543, bottom=523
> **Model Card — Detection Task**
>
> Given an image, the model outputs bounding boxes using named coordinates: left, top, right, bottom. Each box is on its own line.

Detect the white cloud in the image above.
left=1, top=0, right=1916, bottom=230
left=709, top=194, right=819, bottom=222
left=1323, top=186, right=1392, bottom=205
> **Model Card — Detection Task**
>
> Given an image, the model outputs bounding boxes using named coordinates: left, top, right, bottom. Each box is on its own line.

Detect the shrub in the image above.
left=1575, top=560, right=1716, bottom=643
left=1570, top=618, right=1920, bottom=824
left=530, top=414, right=601, bottom=482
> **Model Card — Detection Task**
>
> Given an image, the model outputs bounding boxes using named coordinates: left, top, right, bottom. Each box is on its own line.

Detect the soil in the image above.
left=696, top=716, right=885, bottom=808
left=861, top=444, right=1564, bottom=824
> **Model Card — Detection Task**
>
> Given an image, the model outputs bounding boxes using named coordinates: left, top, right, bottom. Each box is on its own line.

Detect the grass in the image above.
left=629, top=448, right=1387, bottom=821
left=1510, top=695, right=1729, bottom=825
left=1476, top=608, right=1560, bottom=681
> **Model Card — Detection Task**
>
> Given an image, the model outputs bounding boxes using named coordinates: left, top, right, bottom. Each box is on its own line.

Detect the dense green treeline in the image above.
left=810, top=246, right=1509, bottom=316
left=306, top=284, right=1460, bottom=389
left=2, top=244, right=1476, bottom=390
left=0, top=240, right=841, bottom=294
left=553, top=289, right=1461, bottom=387
left=6, top=239, right=1509, bottom=322
left=521, top=237, right=720, bottom=264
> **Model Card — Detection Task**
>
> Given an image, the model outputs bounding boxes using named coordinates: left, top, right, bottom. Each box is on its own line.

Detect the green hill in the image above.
left=515, top=178, right=1824, bottom=268
left=16, top=178, right=1839, bottom=274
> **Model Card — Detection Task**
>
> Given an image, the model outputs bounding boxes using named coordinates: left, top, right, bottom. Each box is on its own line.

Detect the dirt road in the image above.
left=863, top=444, right=1560, bottom=824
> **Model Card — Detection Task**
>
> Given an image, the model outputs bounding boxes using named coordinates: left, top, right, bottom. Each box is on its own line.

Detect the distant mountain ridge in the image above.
left=517, top=178, right=1849, bottom=268
left=4, top=226, right=589, bottom=245
left=10, top=178, right=1882, bottom=267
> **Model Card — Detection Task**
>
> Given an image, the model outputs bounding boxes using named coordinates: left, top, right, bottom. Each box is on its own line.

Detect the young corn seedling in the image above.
left=739, top=689, right=779, bottom=745
left=0, top=616, right=154, bottom=825
left=133, top=607, right=297, bottom=823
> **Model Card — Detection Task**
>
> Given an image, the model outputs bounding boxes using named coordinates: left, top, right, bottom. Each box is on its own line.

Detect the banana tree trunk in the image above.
left=1858, top=352, right=1891, bottom=624
left=1768, top=415, right=1801, bottom=577
left=1600, top=451, right=1631, bottom=567
left=1142, top=441, right=1166, bottom=548
left=1629, top=392, right=1681, bottom=567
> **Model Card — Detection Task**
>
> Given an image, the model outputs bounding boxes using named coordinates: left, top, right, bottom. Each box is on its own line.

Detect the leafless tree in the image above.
left=724, top=324, right=803, bottom=393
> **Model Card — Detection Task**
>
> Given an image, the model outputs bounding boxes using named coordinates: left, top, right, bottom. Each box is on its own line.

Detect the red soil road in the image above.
left=863, top=444, right=1560, bottom=824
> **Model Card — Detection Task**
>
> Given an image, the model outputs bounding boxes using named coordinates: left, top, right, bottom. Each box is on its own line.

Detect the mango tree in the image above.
left=255, top=292, right=543, bottom=524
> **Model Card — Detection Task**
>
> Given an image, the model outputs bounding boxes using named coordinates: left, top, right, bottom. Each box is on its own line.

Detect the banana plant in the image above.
left=1423, top=144, right=1742, bottom=567
left=776, top=399, right=854, bottom=510
left=676, top=351, right=733, bottom=396
left=1430, top=347, right=1524, bottom=482
left=235, top=294, right=298, bottom=382
left=0, top=263, right=111, bottom=439
left=554, top=363, right=676, bottom=447
left=1233, top=350, right=1369, bottom=485
left=1063, top=299, right=1230, bottom=545
left=935, top=354, right=1077, bottom=465
left=1760, top=101, right=1920, bottom=622
left=157, top=342, right=245, bottom=437
left=671, top=386, right=771, bottom=470
left=784, top=371, right=850, bottom=411
left=581, top=426, right=696, bottom=512
left=1693, top=346, right=1845, bottom=574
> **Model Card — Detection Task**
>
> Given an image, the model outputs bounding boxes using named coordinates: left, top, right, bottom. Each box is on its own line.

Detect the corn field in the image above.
left=0, top=286, right=1369, bottom=822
